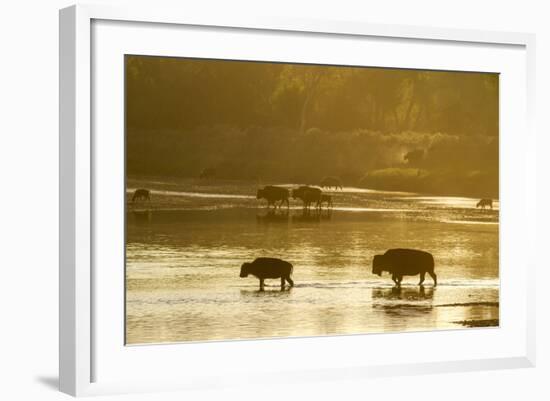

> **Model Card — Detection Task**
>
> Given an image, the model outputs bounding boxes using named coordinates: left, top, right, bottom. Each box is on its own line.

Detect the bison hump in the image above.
left=253, top=257, right=284, bottom=264
left=385, top=248, right=432, bottom=257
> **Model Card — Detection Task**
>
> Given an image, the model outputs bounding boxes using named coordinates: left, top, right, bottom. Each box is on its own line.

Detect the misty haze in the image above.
left=125, top=55, right=499, bottom=344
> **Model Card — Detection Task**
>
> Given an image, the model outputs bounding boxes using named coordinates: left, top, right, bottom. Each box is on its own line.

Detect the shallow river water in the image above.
left=125, top=178, right=499, bottom=344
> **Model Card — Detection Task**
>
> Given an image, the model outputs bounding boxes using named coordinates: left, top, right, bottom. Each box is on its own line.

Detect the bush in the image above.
left=127, top=125, right=498, bottom=197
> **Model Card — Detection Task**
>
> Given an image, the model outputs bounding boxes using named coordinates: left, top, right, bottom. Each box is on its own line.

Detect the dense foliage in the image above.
left=126, top=56, right=499, bottom=197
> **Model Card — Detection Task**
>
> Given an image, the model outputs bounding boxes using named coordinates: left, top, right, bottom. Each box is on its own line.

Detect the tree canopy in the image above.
left=126, top=55, right=499, bottom=197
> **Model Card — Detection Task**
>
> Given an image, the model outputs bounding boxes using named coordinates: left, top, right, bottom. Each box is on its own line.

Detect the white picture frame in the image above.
left=59, top=4, right=536, bottom=397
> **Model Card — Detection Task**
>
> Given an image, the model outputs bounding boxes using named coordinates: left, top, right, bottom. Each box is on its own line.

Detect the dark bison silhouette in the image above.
left=240, top=257, right=294, bottom=291
left=256, top=186, right=290, bottom=209
left=131, top=188, right=151, bottom=203
left=404, top=149, right=425, bottom=166
left=292, top=186, right=322, bottom=210
left=320, top=176, right=343, bottom=190
left=476, top=199, right=493, bottom=209
left=372, top=248, right=437, bottom=287
left=199, top=167, right=216, bottom=179
left=319, top=194, right=333, bottom=209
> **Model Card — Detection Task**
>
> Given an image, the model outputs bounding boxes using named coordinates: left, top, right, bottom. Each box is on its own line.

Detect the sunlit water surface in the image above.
left=126, top=178, right=499, bottom=344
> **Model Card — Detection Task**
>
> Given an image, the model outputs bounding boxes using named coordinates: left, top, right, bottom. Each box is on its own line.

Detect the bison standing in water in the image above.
left=319, top=194, right=333, bottom=209
left=372, top=248, right=437, bottom=287
left=257, top=186, right=290, bottom=209
left=240, top=257, right=294, bottom=291
left=320, top=176, right=343, bottom=190
left=476, top=198, right=493, bottom=209
left=131, top=188, right=151, bottom=203
left=292, top=186, right=322, bottom=210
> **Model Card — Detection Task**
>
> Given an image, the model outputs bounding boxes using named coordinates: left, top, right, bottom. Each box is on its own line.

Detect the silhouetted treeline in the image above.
left=126, top=56, right=499, bottom=197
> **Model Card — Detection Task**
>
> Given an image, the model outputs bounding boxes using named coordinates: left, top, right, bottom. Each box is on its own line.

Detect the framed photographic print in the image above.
left=59, top=4, right=536, bottom=396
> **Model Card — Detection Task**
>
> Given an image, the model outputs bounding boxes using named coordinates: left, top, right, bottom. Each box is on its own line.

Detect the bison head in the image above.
left=240, top=262, right=252, bottom=278
left=372, top=255, right=385, bottom=276
left=256, top=189, right=264, bottom=199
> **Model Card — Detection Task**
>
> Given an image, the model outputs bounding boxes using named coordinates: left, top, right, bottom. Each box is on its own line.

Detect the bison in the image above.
left=131, top=188, right=151, bottom=203
left=320, top=176, right=343, bottom=190
left=240, top=257, right=294, bottom=291
left=476, top=198, right=493, bottom=209
left=256, top=186, right=290, bottom=209
left=372, top=248, right=437, bottom=287
left=292, top=186, right=322, bottom=210
left=199, top=167, right=216, bottom=179
left=320, top=194, right=333, bottom=209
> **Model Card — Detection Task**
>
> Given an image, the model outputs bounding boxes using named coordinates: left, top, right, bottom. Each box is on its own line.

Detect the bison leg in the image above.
left=392, top=274, right=403, bottom=287
left=286, top=276, right=294, bottom=287
left=429, top=271, right=437, bottom=287
left=419, top=272, right=426, bottom=286
left=280, top=277, right=285, bottom=289
left=259, top=278, right=265, bottom=291
left=392, top=274, right=399, bottom=286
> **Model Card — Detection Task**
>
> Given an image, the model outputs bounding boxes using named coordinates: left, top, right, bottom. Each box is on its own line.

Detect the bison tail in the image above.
left=428, top=254, right=435, bottom=273
left=429, top=271, right=437, bottom=286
